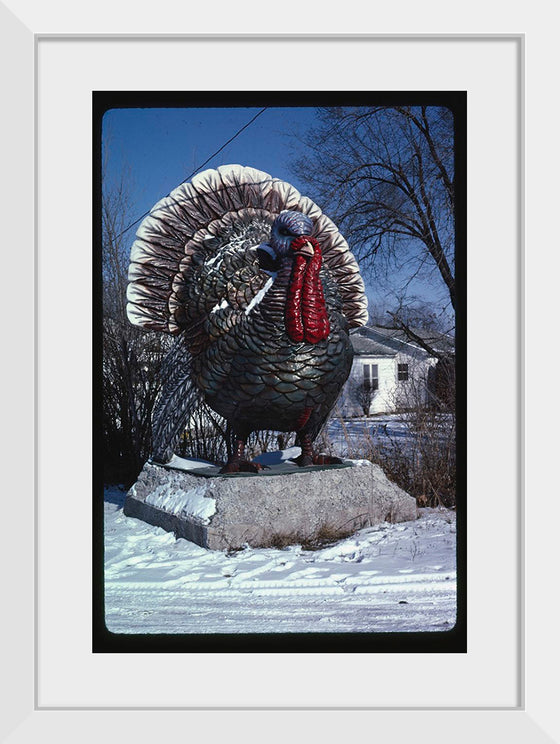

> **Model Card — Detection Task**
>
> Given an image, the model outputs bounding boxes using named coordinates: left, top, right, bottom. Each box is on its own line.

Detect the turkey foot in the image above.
left=291, top=453, right=344, bottom=468
left=219, top=459, right=266, bottom=474
left=291, top=432, right=344, bottom=468
left=219, top=435, right=267, bottom=474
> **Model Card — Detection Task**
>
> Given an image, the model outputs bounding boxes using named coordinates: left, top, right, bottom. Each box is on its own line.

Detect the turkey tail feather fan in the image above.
left=150, top=333, right=201, bottom=464
left=127, top=165, right=368, bottom=333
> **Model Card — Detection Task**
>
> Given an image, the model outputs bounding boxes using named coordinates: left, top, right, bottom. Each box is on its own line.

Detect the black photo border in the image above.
left=92, top=90, right=466, bottom=654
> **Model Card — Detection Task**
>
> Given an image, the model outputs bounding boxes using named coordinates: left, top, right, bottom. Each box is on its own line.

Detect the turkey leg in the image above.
left=293, top=431, right=314, bottom=468
left=220, top=431, right=265, bottom=474
left=292, top=430, right=344, bottom=468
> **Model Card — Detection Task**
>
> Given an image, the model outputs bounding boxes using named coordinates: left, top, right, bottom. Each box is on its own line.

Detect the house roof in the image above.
left=351, top=325, right=455, bottom=357
left=350, top=331, right=397, bottom=357
left=371, top=325, right=455, bottom=354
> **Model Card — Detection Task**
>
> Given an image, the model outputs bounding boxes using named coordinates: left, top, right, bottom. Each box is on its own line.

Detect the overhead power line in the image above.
left=110, top=106, right=269, bottom=244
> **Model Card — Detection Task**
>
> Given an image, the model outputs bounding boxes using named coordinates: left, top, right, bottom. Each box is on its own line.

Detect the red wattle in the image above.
left=285, top=236, right=330, bottom=344
left=285, top=253, right=306, bottom=342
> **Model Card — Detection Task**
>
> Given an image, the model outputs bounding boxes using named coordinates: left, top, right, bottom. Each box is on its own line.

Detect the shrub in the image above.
left=325, top=408, right=456, bottom=508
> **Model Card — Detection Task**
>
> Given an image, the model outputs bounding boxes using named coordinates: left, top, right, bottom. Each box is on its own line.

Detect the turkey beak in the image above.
left=296, top=240, right=315, bottom=259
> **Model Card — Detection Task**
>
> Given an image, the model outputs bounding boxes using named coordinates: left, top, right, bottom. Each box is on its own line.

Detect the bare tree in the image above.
left=292, top=106, right=456, bottom=314
left=349, top=378, right=376, bottom=417
left=102, top=163, right=171, bottom=484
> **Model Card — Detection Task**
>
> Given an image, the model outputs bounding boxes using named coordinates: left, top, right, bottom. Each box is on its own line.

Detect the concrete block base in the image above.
left=123, top=455, right=417, bottom=551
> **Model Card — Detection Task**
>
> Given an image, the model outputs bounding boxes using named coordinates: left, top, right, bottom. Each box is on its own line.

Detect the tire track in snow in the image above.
left=104, top=489, right=457, bottom=633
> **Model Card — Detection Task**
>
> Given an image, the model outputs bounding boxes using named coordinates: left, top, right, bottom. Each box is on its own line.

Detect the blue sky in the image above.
left=102, top=105, right=451, bottom=317
left=103, top=106, right=316, bottom=215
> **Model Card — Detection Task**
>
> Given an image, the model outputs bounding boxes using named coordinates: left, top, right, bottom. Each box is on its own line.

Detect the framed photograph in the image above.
left=92, top=88, right=466, bottom=655
left=3, top=2, right=548, bottom=737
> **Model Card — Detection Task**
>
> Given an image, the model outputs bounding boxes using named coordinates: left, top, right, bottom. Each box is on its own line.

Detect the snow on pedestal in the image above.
left=123, top=454, right=418, bottom=551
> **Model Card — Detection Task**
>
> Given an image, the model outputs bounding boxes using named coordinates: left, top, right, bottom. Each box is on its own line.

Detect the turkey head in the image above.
left=257, top=210, right=330, bottom=346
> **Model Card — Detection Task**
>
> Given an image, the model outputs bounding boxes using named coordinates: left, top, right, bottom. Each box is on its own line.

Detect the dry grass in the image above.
left=267, top=522, right=362, bottom=551
left=328, top=409, right=456, bottom=508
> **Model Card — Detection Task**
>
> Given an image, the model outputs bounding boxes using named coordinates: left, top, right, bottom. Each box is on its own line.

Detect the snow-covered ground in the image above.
left=104, top=486, right=457, bottom=634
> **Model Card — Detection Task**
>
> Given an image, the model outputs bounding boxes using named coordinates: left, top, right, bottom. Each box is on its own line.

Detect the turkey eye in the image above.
left=278, top=227, right=290, bottom=236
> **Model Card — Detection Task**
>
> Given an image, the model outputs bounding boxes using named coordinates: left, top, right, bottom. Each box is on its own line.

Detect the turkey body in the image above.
left=126, top=165, right=368, bottom=470
left=195, top=258, right=354, bottom=442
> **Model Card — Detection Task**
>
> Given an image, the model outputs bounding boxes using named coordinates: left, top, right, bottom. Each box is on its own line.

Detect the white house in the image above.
left=338, top=325, right=455, bottom=416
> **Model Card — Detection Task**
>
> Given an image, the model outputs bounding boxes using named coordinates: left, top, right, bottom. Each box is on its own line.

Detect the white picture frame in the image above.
left=2, top=0, right=553, bottom=738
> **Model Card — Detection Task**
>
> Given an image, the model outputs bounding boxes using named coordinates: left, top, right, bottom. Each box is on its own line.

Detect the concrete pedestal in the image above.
left=123, top=456, right=417, bottom=551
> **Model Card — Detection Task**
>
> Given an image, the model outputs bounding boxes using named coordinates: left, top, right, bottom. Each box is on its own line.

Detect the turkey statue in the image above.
left=126, top=165, right=368, bottom=473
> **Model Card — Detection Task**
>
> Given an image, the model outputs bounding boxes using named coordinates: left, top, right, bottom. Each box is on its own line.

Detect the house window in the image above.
left=363, top=363, right=379, bottom=391
left=397, top=363, right=409, bottom=381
